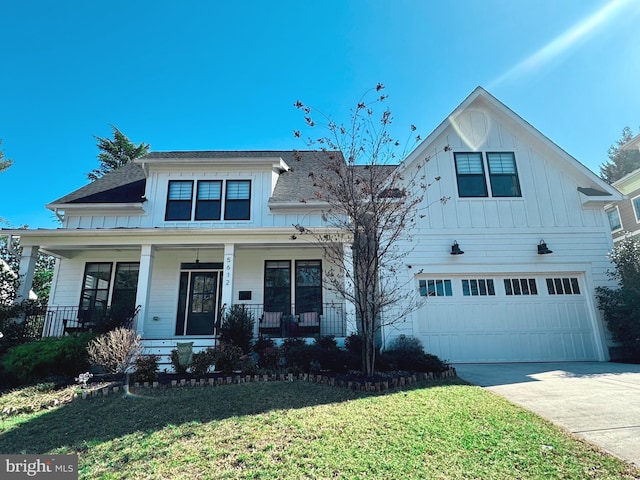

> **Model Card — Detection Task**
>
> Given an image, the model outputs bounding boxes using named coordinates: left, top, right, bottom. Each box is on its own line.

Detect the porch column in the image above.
left=134, top=244, right=155, bottom=335
left=343, top=243, right=357, bottom=335
left=16, top=245, right=38, bottom=306
left=221, top=244, right=235, bottom=314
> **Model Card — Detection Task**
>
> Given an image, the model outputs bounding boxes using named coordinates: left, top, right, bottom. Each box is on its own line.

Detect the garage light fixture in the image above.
left=450, top=241, right=464, bottom=255
left=537, top=240, right=553, bottom=255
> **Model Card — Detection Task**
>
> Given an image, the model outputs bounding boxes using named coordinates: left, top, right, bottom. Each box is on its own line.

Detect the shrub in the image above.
left=170, top=349, right=189, bottom=374
left=596, top=235, right=640, bottom=358
left=87, top=327, right=141, bottom=376
left=253, top=337, right=280, bottom=370
left=191, top=348, right=215, bottom=377
left=381, top=335, right=447, bottom=372
left=135, top=354, right=159, bottom=383
left=219, top=305, right=254, bottom=354
left=1, top=333, right=93, bottom=386
left=209, top=342, right=244, bottom=374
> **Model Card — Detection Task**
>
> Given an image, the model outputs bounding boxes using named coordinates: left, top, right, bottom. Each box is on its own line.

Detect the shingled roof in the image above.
left=47, top=150, right=351, bottom=207
left=47, top=161, right=146, bottom=206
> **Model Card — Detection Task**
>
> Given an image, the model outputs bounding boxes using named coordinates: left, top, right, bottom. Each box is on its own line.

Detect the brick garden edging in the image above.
left=80, top=367, right=457, bottom=399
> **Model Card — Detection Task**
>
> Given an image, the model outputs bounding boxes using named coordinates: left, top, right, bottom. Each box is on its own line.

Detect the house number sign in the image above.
left=225, top=254, right=233, bottom=286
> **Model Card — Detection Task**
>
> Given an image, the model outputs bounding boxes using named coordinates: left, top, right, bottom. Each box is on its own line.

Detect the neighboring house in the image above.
left=5, top=87, right=623, bottom=363
left=605, top=135, right=640, bottom=241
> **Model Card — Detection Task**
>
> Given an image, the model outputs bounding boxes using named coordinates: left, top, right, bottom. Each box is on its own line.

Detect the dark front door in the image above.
left=176, top=270, right=221, bottom=336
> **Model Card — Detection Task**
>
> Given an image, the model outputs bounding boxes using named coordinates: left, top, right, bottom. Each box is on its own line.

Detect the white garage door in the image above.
left=415, top=274, right=599, bottom=363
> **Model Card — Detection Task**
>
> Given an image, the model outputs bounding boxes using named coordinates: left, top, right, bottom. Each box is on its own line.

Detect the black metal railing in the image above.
left=42, top=305, right=140, bottom=337
left=235, top=303, right=346, bottom=338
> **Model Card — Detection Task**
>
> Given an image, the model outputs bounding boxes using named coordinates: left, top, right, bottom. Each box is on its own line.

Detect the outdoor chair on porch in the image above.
left=259, top=311, right=283, bottom=336
left=297, top=311, right=320, bottom=336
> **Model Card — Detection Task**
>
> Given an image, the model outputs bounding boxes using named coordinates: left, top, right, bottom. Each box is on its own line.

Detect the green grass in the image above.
left=0, top=380, right=638, bottom=479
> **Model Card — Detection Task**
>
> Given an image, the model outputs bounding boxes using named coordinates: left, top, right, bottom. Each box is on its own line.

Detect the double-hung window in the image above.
left=454, top=151, right=521, bottom=198
left=633, top=196, right=640, bottom=222
left=454, top=152, right=487, bottom=197
left=165, top=181, right=194, bottom=221
left=606, top=207, right=622, bottom=232
left=487, top=152, right=521, bottom=197
left=195, top=180, right=222, bottom=220
left=225, top=180, right=251, bottom=220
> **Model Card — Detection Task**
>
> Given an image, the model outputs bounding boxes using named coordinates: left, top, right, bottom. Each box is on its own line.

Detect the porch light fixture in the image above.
left=450, top=241, right=464, bottom=255
left=537, top=240, right=553, bottom=255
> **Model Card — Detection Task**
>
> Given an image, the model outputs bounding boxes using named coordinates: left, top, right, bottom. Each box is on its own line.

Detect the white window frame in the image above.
left=606, top=206, right=622, bottom=232
left=632, top=195, right=640, bottom=223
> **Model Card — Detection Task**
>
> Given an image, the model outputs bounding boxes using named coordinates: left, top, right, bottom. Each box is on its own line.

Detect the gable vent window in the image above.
left=504, top=278, right=537, bottom=295
left=462, top=278, right=495, bottom=296
left=419, top=279, right=453, bottom=297
left=195, top=180, right=222, bottom=220
left=165, top=180, right=194, bottom=221
left=225, top=180, right=251, bottom=220
left=546, top=277, right=581, bottom=295
left=454, top=151, right=521, bottom=198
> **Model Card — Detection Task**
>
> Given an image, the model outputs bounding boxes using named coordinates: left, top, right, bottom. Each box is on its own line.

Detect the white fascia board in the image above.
left=135, top=156, right=288, bottom=171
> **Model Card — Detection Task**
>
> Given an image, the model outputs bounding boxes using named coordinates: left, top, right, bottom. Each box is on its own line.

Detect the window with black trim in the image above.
left=487, top=152, right=521, bottom=197
left=419, top=279, right=452, bottom=297
left=195, top=180, right=222, bottom=220
left=455, top=152, right=487, bottom=197
left=504, top=278, right=537, bottom=296
left=264, top=261, right=291, bottom=314
left=225, top=180, right=251, bottom=220
left=111, top=262, right=140, bottom=319
left=295, top=260, right=322, bottom=314
left=546, top=277, right=580, bottom=295
left=80, top=263, right=113, bottom=315
left=454, top=151, right=521, bottom=198
left=462, top=278, right=495, bottom=296
left=165, top=180, right=193, bottom=221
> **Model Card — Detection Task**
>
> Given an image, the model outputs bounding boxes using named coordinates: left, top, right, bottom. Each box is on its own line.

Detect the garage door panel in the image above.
left=415, top=274, right=598, bottom=362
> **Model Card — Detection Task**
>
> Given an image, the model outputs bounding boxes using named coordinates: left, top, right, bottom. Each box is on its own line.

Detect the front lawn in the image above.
left=0, top=380, right=638, bottom=479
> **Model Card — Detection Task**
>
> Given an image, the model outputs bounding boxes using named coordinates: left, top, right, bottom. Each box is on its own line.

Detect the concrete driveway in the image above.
left=454, top=362, right=640, bottom=467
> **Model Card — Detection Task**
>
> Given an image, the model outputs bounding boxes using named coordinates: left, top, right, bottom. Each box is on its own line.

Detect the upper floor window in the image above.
left=487, top=152, right=521, bottom=197
left=195, top=180, right=222, bottom=220
left=454, top=153, right=487, bottom=197
left=165, top=181, right=193, bottom=221
left=454, top=151, right=521, bottom=198
left=606, top=207, right=622, bottom=232
left=165, top=179, right=251, bottom=221
left=632, top=196, right=640, bottom=222
left=225, top=180, right=251, bottom=220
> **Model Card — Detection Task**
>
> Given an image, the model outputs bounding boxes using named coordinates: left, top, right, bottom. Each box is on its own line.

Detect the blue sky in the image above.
left=1, top=0, right=639, bottom=229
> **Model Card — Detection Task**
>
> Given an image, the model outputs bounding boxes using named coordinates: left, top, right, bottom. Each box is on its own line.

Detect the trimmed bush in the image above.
left=380, top=335, right=447, bottom=372
left=135, top=354, right=159, bottom=383
left=209, top=343, right=244, bottom=374
left=190, top=348, right=215, bottom=377
left=1, top=333, right=94, bottom=386
left=253, top=337, right=280, bottom=370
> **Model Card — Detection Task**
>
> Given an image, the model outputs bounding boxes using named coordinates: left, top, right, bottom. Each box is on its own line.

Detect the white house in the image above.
left=6, top=87, right=623, bottom=363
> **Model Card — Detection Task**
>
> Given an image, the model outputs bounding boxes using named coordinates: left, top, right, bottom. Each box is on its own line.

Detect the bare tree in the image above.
left=293, top=84, right=448, bottom=375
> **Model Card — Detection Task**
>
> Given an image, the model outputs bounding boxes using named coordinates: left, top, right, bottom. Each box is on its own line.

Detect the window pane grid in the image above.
left=168, top=181, right=193, bottom=200
left=546, top=277, right=581, bottom=295
left=419, top=279, right=452, bottom=297
left=504, top=278, right=537, bottom=296
left=462, top=279, right=495, bottom=296
left=197, top=181, right=221, bottom=200
left=226, top=180, right=250, bottom=199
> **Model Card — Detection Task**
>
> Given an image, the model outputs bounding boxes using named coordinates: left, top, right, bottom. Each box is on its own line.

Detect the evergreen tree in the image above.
left=0, top=139, right=12, bottom=174
left=87, top=126, right=150, bottom=181
left=599, top=127, right=640, bottom=184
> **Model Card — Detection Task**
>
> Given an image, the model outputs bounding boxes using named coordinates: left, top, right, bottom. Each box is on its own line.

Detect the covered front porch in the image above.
left=10, top=227, right=356, bottom=346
